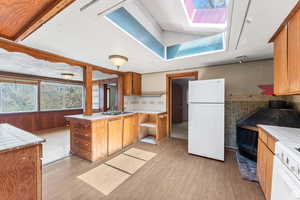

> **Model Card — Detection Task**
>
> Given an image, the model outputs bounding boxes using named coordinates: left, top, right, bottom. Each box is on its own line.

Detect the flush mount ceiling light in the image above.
left=61, top=73, right=74, bottom=79
left=109, top=55, right=128, bottom=70
left=235, top=56, right=248, bottom=64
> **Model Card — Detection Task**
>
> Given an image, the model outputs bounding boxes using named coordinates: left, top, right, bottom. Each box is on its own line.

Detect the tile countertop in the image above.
left=65, top=111, right=166, bottom=121
left=258, top=125, right=300, bottom=162
left=0, top=123, right=45, bottom=153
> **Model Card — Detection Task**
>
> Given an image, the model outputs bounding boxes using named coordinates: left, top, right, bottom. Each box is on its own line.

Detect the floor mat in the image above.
left=78, top=164, right=130, bottom=196
left=236, top=152, right=258, bottom=182
left=124, top=148, right=157, bottom=161
left=105, top=154, right=146, bottom=174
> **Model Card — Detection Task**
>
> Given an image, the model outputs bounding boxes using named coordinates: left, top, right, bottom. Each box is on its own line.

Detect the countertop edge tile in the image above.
left=258, top=124, right=300, bottom=163
left=0, top=123, right=45, bottom=153
left=65, top=111, right=167, bottom=121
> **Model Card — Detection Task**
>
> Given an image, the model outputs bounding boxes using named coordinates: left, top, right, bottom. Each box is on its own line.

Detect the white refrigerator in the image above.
left=188, top=79, right=225, bottom=161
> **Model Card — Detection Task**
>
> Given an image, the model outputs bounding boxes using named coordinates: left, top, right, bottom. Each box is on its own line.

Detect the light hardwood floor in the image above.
left=43, top=138, right=265, bottom=200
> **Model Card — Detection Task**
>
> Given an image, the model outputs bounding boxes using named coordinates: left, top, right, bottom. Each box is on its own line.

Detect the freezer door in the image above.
left=188, top=103, right=224, bottom=161
left=189, top=79, right=224, bottom=103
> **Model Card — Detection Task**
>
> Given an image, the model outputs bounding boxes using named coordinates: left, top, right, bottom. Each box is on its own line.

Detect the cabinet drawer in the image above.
left=71, top=125, right=91, bottom=138
left=71, top=146, right=91, bottom=160
left=72, top=136, right=91, bottom=152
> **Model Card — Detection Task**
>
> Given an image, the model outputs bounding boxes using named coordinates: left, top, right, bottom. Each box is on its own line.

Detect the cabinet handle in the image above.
left=21, top=156, right=28, bottom=160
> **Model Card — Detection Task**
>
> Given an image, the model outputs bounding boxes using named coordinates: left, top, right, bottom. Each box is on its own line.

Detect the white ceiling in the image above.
left=139, top=0, right=226, bottom=36
left=0, top=48, right=118, bottom=81
left=13, top=0, right=298, bottom=74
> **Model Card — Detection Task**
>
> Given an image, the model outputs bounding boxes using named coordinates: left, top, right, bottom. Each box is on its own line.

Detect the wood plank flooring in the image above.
left=42, top=138, right=265, bottom=200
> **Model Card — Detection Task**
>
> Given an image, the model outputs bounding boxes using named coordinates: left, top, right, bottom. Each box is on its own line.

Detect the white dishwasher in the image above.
left=271, top=143, right=300, bottom=200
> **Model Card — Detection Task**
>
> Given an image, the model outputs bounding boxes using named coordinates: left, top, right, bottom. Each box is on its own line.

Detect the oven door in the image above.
left=272, top=157, right=300, bottom=200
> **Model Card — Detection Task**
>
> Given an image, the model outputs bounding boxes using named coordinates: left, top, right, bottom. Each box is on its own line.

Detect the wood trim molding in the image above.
left=0, top=39, right=122, bottom=75
left=84, top=66, right=93, bottom=115
left=166, top=71, right=198, bottom=136
left=269, top=1, right=300, bottom=42
left=15, top=0, right=75, bottom=42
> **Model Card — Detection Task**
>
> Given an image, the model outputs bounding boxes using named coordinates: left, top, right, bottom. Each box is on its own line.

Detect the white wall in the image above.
left=142, top=60, right=275, bottom=96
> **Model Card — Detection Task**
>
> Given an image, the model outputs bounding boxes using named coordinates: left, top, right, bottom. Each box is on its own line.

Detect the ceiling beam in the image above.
left=15, top=0, right=75, bottom=42
left=0, top=39, right=122, bottom=75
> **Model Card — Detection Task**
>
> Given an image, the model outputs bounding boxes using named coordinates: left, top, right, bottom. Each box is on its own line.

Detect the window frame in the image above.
left=39, top=81, right=84, bottom=112
left=0, top=77, right=84, bottom=114
left=0, top=81, right=39, bottom=114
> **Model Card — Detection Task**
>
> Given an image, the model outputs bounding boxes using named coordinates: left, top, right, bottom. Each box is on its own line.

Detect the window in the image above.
left=93, top=84, right=99, bottom=109
left=106, top=88, right=110, bottom=110
left=40, top=82, right=83, bottom=111
left=0, top=81, right=38, bottom=113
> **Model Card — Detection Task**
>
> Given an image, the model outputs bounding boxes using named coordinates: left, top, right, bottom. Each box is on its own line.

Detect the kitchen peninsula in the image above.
left=66, top=111, right=167, bottom=162
left=0, top=124, right=45, bottom=200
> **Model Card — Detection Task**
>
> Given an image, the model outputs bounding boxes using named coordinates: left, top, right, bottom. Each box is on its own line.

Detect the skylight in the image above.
left=105, top=6, right=226, bottom=60
left=167, top=33, right=224, bottom=59
left=184, top=0, right=227, bottom=25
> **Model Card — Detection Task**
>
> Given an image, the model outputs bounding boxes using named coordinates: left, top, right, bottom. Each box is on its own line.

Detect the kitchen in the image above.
left=1, top=0, right=300, bottom=200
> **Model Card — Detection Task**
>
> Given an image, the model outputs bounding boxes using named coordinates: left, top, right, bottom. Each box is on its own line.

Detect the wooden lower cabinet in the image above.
left=108, top=117, right=123, bottom=155
left=68, top=113, right=167, bottom=162
left=69, top=118, right=107, bottom=162
left=123, top=114, right=138, bottom=147
left=257, top=128, right=277, bottom=200
left=156, top=113, right=168, bottom=142
left=0, top=145, right=42, bottom=200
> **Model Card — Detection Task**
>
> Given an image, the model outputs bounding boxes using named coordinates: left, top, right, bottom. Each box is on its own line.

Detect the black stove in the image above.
left=236, top=101, right=300, bottom=161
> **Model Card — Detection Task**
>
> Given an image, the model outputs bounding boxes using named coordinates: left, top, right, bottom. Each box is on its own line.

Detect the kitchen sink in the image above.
left=102, top=111, right=133, bottom=116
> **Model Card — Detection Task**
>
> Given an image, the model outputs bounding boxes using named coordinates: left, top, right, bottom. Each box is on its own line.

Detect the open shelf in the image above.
left=140, top=136, right=157, bottom=144
left=140, top=122, right=156, bottom=128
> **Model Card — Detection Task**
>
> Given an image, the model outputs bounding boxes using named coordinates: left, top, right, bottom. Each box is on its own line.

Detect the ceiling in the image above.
left=0, top=48, right=118, bottom=81
left=9, top=0, right=297, bottom=74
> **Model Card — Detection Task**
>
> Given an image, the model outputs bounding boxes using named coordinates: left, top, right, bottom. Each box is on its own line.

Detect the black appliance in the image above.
left=236, top=101, right=300, bottom=161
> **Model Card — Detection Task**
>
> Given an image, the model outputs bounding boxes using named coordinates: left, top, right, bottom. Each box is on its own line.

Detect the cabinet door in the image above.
left=288, top=9, right=300, bottom=93
left=156, top=114, right=167, bottom=142
left=108, top=118, right=123, bottom=155
left=0, top=146, right=39, bottom=200
left=274, top=25, right=289, bottom=95
left=132, top=73, right=141, bottom=96
left=265, top=148, right=274, bottom=200
left=123, top=72, right=133, bottom=96
left=123, top=115, right=138, bottom=147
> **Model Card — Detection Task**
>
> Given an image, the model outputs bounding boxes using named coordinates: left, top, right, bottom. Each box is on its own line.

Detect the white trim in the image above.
left=105, top=16, right=167, bottom=60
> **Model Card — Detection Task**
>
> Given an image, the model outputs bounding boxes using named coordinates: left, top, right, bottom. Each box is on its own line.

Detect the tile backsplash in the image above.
left=125, top=94, right=287, bottom=149
left=124, top=95, right=166, bottom=112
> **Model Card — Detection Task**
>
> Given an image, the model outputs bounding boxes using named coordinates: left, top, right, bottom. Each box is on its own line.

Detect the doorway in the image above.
left=166, top=72, right=198, bottom=139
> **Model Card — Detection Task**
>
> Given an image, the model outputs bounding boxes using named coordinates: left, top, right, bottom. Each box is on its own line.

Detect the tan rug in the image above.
left=124, top=148, right=157, bottom=161
left=78, top=164, right=130, bottom=195
left=106, top=154, right=146, bottom=174
left=78, top=148, right=157, bottom=196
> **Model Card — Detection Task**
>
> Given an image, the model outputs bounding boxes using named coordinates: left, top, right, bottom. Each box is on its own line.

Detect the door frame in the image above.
left=166, top=71, right=198, bottom=136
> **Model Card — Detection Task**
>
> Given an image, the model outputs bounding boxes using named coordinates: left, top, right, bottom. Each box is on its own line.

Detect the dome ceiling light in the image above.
left=61, top=73, right=74, bottom=79
left=109, top=55, right=128, bottom=70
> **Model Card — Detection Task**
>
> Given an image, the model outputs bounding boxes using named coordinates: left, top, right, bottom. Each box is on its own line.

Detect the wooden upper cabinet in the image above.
left=272, top=3, right=300, bottom=95
left=123, top=72, right=142, bottom=96
left=274, top=25, right=289, bottom=95
left=288, top=8, right=300, bottom=93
